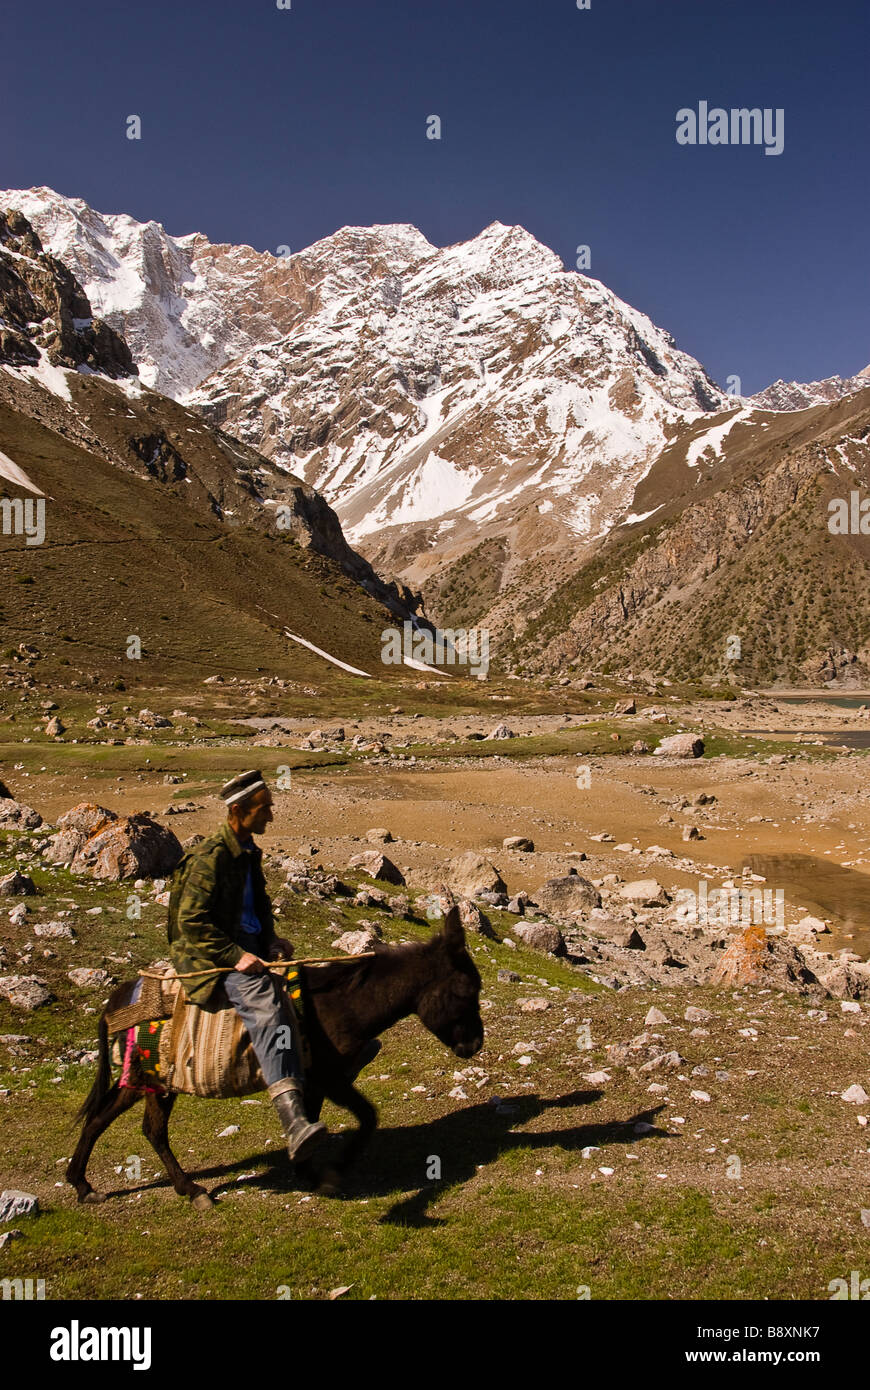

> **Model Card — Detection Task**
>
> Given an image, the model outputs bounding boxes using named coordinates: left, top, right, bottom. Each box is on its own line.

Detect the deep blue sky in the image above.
left=3, top=0, right=867, bottom=393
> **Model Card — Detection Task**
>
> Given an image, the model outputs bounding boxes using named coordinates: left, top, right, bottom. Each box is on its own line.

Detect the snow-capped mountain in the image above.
left=750, top=365, right=870, bottom=412
left=3, top=186, right=870, bottom=685
left=1, top=188, right=729, bottom=562
left=189, top=219, right=732, bottom=557
left=0, top=187, right=433, bottom=400
left=9, top=184, right=869, bottom=687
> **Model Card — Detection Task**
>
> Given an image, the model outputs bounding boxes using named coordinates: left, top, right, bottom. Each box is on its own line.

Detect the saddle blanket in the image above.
left=110, top=964, right=310, bottom=1098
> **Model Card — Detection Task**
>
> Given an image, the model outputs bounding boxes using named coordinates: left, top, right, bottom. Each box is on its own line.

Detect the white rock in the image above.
left=841, top=1084, right=870, bottom=1104
left=645, top=1006, right=669, bottom=1026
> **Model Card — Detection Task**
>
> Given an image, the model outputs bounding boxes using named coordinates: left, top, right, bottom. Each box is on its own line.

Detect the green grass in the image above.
left=3, top=848, right=868, bottom=1301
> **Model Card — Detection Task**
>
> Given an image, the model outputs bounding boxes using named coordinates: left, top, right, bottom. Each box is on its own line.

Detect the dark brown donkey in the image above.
left=67, top=905, right=483, bottom=1209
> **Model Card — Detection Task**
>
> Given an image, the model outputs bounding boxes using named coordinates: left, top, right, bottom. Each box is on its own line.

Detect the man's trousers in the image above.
left=223, top=968, right=301, bottom=1087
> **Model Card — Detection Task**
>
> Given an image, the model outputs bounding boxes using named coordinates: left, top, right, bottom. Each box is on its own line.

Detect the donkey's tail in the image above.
left=74, top=1011, right=112, bottom=1125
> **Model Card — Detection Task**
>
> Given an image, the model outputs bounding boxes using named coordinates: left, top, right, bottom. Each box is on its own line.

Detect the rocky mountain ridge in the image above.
left=0, top=210, right=420, bottom=685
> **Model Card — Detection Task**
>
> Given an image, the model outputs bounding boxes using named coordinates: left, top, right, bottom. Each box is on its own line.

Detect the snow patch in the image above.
left=283, top=630, right=371, bottom=677
left=685, top=407, right=752, bottom=468
left=0, top=447, right=44, bottom=495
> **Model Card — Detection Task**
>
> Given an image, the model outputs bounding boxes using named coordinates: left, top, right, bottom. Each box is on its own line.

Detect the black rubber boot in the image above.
left=268, top=1079, right=328, bottom=1162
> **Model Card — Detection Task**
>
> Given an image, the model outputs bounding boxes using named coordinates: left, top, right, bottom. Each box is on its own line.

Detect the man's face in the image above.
left=234, top=786, right=273, bottom=837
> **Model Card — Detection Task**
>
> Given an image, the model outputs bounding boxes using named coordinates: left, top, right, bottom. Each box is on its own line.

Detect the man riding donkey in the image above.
left=168, top=768, right=343, bottom=1164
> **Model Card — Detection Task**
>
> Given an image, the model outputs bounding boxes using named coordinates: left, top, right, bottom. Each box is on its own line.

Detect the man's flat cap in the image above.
left=220, top=769, right=267, bottom=805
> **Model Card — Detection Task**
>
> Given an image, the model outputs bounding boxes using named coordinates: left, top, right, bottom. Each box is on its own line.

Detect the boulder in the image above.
left=0, top=1190, right=39, bottom=1223
left=68, top=967, right=114, bottom=989
left=332, top=928, right=380, bottom=955
left=488, top=724, right=515, bottom=740
left=631, top=741, right=651, bottom=754
left=584, top=918, right=646, bottom=950
left=44, top=716, right=65, bottom=737
left=502, top=836, right=534, bottom=852
left=619, top=879, right=670, bottom=908
left=71, top=813, right=183, bottom=881
left=43, top=828, right=87, bottom=866
left=644, top=1007, right=669, bottom=1026
left=796, top=915, right=829, bottom=935
left=450, top=852, right=507, bottom=898
left=456, top=898, right=496, bottom=939
left=532, top=872, right=602, bottom=920
left=0, top=871, right=36, bottom=897
left=0, top=800, right=42, bottom=830
left=710, top=926, right=819, bottom=991
left=33, top=922, right=75, bottom=940
left=684, top=1005, right=714, bottom=1023
left=58, top=802, right=117, bottom=835
left=654, top=733, right=704, bottom=759
left=366, top=828, right=394, bottom=844
left=354, top=887, right=389, bottom=909
left=512, top=921, right=564, bottom=955
left=137, top=709, right=171, bottom=728
left=347, top=851, right=405, bottom=886
left=815, top=960, right=870, bottom=1001
left=0, top=975, right=52, bottom=1010
left=614, top=700, right=636, bottom=714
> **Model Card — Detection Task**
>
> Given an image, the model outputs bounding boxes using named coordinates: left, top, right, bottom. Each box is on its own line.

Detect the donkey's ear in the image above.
left=441, top=902, right=466, bottom=956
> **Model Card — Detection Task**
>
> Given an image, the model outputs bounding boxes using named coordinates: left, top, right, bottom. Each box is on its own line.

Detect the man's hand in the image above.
left=268, top=937, right=293, bottom=961
left=234, top=951, right=266, bottom=975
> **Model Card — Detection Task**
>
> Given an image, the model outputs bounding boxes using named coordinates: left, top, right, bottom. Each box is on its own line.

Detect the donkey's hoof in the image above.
left=191, top=1191, right=215, bottom=1212
left=80, top=1190, right=107, bottom=1205
left=316, top=1166, right=342, bottom=1197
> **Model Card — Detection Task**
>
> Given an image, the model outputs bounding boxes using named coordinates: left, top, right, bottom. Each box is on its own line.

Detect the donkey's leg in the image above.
left=316, top=1076, right=378, bottom=1195
left=66, top=1083, right=142, bottom=1204
left=141, top=1091, right=214, bottom=1211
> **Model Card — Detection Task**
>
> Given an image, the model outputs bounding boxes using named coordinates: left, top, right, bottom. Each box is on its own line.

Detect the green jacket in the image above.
left=167, top=822, right=276, bottom=1006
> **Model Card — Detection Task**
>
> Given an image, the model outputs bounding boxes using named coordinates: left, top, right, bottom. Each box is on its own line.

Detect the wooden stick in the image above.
left=137, top=954, right=375, bottom=980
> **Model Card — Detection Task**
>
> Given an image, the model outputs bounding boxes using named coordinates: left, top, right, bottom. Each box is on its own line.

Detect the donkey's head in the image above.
left=416, top=904, right=484, bottom=1059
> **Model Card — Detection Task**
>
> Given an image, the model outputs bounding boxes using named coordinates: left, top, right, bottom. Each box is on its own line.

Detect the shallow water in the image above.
left=771, top=695, right=870, bottom=710
left=743, top=852, right=870, bottom=959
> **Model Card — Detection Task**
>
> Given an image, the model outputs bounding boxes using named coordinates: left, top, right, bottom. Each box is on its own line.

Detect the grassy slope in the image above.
left=514, top=391, right=870, bottom=685
left=0, top=383, right=408, bottom=691
left=1, top=733, right=867, bottom=1301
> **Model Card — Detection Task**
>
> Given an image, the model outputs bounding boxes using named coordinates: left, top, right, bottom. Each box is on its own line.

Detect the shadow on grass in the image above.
left=110, top=1090, right=674, bottom=1226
